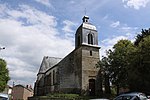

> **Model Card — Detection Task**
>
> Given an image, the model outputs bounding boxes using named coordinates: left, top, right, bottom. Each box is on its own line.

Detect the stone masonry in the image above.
left=34, top=16, right=100, bottom=96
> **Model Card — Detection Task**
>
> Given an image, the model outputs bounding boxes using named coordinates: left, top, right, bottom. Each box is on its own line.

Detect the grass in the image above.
left=30, top=93, right=115, bottom=100
left=46, top=93, right=89, bottom=100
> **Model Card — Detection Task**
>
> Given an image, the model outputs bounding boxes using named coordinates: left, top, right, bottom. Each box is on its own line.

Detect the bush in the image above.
left=46, top=93, right=88, bottom=100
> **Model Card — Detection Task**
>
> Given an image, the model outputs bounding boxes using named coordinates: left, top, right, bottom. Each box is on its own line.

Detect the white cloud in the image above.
left=8, top=5, right=57, bottom=27
left=70, top=1, right=76, bottom=4
left=101, top=36, right=127, bottom=46
left=34, top=0, right=52, bottom=7
left=62, top=20, right=76, bottom=33
left=100, top=33, right=135, bottom=57
left=120, top=26, right=138, bottom=33
left=123, top=0, right=150, bottom=10
left=62, top=20, right=77, bottom=39
left=110, top=21, right=120, bottom=28
left=101, top=21, right=137, bottom=57
left=0, top=4, right=74, bottom=86
left=100, top=35, right=127, bottom=57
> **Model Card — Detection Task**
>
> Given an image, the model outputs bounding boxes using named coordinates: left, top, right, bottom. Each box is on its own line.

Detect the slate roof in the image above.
left=38, top=56, right=62, bottom=74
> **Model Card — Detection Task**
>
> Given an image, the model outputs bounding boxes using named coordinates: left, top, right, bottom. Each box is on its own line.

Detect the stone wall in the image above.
left=58, top=47, right=82, bottom=94
left=81, top=45, right=100, bottom=95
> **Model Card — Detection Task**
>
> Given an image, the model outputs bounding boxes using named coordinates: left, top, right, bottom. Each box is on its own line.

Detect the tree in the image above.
left=0, top=59, right=10, bottom=92
left=110, top=40, right=135, bottom=94
left=129, top=35, right=150, bottom=93
left=97, top=39, right=135, bottom=95
left=97, top=52, right=112, bottom=94
left=97, top=28, right=150, bottom=95
left=134, top=28, right=150, bottom=46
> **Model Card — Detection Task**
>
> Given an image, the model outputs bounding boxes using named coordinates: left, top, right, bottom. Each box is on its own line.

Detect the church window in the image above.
left=90, top=51, right=92, bottom=56
left=88, top=33, right=93, bottom=45
left=56, top=70, right=59, bottom=84
left=44, top=76, right=47, bottom=86
left=49, top=73, right=52, bottom=85
left=53, top=70, right=55, bottom=85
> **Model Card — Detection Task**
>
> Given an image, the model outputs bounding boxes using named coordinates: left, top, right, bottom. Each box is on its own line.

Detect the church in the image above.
left=34, top=16, right=101, bottom=96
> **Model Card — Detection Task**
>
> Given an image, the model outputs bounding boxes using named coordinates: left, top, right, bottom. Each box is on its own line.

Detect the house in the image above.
left=12, top=84, right=33, bottom=100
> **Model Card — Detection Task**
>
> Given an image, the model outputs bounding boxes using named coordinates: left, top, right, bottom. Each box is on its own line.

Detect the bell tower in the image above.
left=75, top=16, right=99, bottom=48
left=75, top=16, right=100, bottom=96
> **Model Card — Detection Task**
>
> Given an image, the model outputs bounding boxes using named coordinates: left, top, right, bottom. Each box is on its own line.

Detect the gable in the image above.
left=38, top=56, right=62, bottom=74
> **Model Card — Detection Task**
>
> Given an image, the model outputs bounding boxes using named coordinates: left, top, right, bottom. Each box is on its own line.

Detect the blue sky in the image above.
left=0, top=0, right=150, bottom=87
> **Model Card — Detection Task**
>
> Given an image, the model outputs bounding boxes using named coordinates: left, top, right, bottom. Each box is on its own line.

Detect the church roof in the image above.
left=38, top=56, right=62, bottom=74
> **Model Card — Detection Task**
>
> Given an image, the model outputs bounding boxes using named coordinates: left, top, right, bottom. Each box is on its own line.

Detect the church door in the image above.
left=89, top=79, right=95, bottom=96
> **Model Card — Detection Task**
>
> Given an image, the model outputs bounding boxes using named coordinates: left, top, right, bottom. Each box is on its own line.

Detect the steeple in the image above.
left=75, top=16, right=99, bottom=49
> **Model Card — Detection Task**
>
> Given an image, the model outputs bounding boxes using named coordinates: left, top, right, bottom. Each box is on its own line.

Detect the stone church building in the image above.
left=34, top=16, right=101, bottom=96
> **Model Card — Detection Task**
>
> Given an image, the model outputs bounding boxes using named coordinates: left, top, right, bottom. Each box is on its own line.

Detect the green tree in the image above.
left=97, top=52, right=112, bottom=94
left=0, top=59, right=10, bottom=92
left=110, top=39, right=135, bottom=94
left=134, top=28, right=150, bottom=46
left=97, top=40, right=135, bottom=94
left=98, top=40, right=135, bottom=94
left=97, top=28, right=150, bottom=94
left=129, top=35, right=150, bottom=93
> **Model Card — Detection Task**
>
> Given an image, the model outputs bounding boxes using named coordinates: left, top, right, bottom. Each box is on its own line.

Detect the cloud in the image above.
left=122, top=0, right=150, bottom=10
left=120, top=26, right=138, bottom=33
left=62, top=20, right=77, bottom=39
left=62, top=20, right=76, bottom=33
left=34, top=0, right=52, bottom=7
left=100, top=35, right=127, bottom=57
left=100, top=33, right=136, bottom=57
left=0, top=4, right=74, bottom=86
left=110, top=21, right=120, bottom=28
left=8, top=5, right=56, bottom=27
left=101, top=36, right=128, bottom=46
left=69, top=1, right=76, bottom=4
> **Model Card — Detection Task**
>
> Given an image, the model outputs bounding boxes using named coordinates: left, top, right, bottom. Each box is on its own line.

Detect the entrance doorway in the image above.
left=89, top=79, right=95, bottom=96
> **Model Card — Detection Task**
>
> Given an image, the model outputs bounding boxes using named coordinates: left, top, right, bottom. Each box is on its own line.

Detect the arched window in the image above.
left=49, top=73, right=52, bottom=85
left=53, top=70, right=55, bottom=85
left=88, top=33, right=93, bottom=45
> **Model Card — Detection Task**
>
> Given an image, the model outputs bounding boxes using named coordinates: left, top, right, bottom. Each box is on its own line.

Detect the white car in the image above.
left=0, top=93, right=9, bottom=100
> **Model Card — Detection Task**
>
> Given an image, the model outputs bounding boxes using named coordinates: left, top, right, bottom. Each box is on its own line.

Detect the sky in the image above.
left=0, top=0, right=150, bottom=87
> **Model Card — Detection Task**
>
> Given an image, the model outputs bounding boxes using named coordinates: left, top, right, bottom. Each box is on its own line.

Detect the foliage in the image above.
left=97, top=50, right=112, bottom=94
left=129, top=35, right=150, bottom=93
left=97, top=39, right=135, bottom=94
left=110, top=40, right=135, bottom=88
left=134, top=28, right=150, bottom=46
left=46, top=93, right=88, bottom=100
left=98, top=28, right=150, bottom=94
left=0, top=59, right=10, bottom=92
